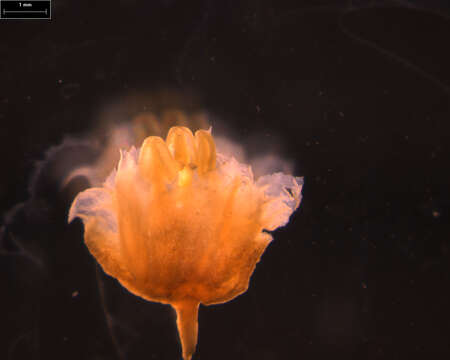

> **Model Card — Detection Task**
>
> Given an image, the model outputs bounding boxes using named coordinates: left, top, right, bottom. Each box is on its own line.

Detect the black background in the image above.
left=1, top=1, right=449, bottom=359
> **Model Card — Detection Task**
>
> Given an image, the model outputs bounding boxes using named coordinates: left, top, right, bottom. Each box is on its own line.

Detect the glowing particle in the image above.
left=68, top=126, right=303, bottom=360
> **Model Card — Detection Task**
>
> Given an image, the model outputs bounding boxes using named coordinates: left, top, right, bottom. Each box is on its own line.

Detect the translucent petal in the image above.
left=68, top=188, right=117, bottom=233
left=256, top=173, right=303, bottom=231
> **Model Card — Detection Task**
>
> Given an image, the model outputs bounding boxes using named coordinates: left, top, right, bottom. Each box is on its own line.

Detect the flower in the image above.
left=68, top=126, right=303, bottom=360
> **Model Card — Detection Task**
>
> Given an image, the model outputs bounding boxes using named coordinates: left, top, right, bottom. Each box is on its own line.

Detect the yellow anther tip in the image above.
left=194, top=129, right=216, bottom=174
left=138, top=135, right=181, bottom=184
left=166, top=126, right=197, bottom=167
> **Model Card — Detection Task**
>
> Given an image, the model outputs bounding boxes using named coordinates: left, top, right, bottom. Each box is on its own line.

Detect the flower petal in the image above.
left=257, top=173, right=303, bottom=231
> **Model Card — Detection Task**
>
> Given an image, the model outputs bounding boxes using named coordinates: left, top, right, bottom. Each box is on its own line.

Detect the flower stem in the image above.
left=173, top=300, right=200, bottom=360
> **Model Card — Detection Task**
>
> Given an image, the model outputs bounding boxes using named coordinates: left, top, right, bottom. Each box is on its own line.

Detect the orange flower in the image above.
left=69, top=126, right=303, bottom=360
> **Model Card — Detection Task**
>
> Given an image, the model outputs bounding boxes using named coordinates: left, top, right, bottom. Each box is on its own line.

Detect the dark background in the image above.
left=1, top=0, right=449, bottom=359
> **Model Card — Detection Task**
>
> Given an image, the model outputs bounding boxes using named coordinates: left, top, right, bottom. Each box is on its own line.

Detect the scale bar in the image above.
left=1, top=0, right=51, bottom=19
left=4, top=10, right=47, bottom=13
